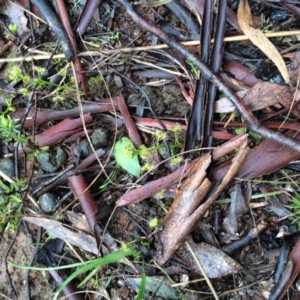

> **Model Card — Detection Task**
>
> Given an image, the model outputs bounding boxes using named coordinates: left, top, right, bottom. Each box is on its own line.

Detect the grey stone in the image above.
left=37, top=147, right=67, bottom=172
left=0, top=157, right=15, bottom=177
left=39, top=192, right=57, bottom=213
left=91, top=128, right=109, bottom=148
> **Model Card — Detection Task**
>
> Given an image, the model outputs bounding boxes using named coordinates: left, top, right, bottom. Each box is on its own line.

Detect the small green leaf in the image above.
left=114, top=137, right=140, bottom=177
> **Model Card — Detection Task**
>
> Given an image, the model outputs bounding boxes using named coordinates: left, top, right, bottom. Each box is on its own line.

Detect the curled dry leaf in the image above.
left=237, top=0, right=289, bottom=84
left=177, top=238, right=243, bottom=278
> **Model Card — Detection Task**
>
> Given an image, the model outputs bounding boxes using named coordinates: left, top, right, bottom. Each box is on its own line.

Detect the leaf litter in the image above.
left=0, top=0, right=300, bottom=299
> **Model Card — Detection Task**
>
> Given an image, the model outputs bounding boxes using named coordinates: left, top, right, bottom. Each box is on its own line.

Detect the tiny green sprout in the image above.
left=89, top=75, right=103, bottom=85
left=22, top=75, right=31, bottom=85
left=19, top=88, right=29, bottom=96
left=53, top=94, right=65, bottom=102
left=235, top=127, right=245, bottom=135
left=141, top=240, right=150, bottom=247
left=171, top=124, right=181, bottom=134
left=0, top=114, right=25, bottom=143
left=121, top=242, right=131, bottom=252
left=9, top=66, right=23, bottom=82
left=24, top=141, right=49, bottom=159
left=170, top=156, right=182, bottom=167
left=109, top=31, right=120, bottom=40
left=285, top=196, right=300, bottom=228
left=141, top=163, right=154, bottom=172
left=8, top=24, right=18, bottom=34
left=156, top=190, right=165, bottom=199
left=249, top=131, right=261, bottom=140
left=149, top=218, right=160, bottom=228
left=186, top=60, right=199, bottom=77
left=155, top=130, right=167, bottom=141
left=33, top=66, right=46, bottom=76
left=139, top=144, right=149, bottom=160
left=124, top=143, right=135, bottom=158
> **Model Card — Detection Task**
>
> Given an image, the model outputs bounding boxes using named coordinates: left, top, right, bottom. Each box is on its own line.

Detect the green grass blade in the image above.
left=136, top=262, right=146, bottom=300
left=53, top=250, right=136, bottom=300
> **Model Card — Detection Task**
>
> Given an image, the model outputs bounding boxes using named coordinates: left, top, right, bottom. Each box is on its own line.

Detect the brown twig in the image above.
left=116, top=0, right=300, bottom=153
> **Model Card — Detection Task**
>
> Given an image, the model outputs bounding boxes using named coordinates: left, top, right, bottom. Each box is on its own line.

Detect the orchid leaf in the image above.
left=114, top=137, right=140, bottom=177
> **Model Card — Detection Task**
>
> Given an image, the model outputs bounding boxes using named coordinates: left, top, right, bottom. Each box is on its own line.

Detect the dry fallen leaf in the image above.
left=177, top=238, right=243, bottom=278
left=237, top=0, right=289, bottom=84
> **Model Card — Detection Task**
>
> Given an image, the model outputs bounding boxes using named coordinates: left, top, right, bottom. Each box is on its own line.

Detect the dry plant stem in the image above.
left=1, top=30, right=300, bottom=63
left=68, top=175, right=101, bottom=248
left=75, top=0, right=102, bottom=35
left=117, top=0, right=300, bottom=153
left=165, top=0, right=200, bottom=39
left=56, top=0, right=89, bottom=98
left=222, top=221, right=267, bottom=254
left=29, top=0, right=74, bottom=60
left=115, top=95, right=142, bottom=147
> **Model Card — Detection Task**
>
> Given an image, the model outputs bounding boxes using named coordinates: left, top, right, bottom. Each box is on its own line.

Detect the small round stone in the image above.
left=39, top=193, right=57, bottom=213
left=37, top=147, right=67, bottom=172
left=91, top=128, right=109, bottom=148
left=0, top=157, right=15, bottom=177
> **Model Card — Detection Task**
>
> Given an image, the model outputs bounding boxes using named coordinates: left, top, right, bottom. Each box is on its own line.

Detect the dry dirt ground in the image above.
left=0, top=229, right=54, bottom=300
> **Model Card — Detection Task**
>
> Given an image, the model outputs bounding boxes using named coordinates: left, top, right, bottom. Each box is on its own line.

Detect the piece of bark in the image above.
left=18, top=114, right=92, bottom=157
left=155, top=138, right=249, bottom=265
left=56, top=0, right=89, bottom=98
left=115, top=95, right=142, bottom=147
left=155, top=153, right=212, bottom=265
left=68, top=175, right=101, bottom=248
left=213, top=130, right=300, bottom=181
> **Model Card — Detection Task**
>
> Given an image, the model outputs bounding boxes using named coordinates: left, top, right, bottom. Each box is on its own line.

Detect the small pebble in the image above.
left=39, top=192, right=57, bottom=213
left=0, top=157, right=15, bottom=177
left=91, top=128, right=110, bottom=148
left=38, top=147, right=67, bottom=172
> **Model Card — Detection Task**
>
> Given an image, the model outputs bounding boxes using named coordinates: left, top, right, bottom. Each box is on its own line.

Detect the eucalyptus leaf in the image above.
left=114, top=137, right=140, bottom=177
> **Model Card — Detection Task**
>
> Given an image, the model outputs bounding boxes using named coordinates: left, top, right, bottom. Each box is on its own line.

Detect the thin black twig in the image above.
left=29, top=0, right=74, bottom=60
left=184, top=0, right=212, bottom=152
left=4, top=222, right=21, bottom=299
left=204, top=0, right=227, bottom=147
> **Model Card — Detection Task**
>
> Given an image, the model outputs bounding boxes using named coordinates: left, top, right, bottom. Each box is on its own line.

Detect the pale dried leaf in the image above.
left=23, top=217, right=99, bottom=254
left=3, top=1, right=30, bottom=36
left=223, top=184, right=248, bottom=235
left=24, top=216, right=138, bottom=273
left=237, top=0, right=289, bottom=84
left=177, top=239, right=243, bottom=278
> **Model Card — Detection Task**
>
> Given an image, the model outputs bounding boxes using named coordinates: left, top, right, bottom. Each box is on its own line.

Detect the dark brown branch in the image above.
left=204, top=0, right=227, bottom=147
left=116, top=0, right=300, bottom=153
left=184, top=0, right=212, bottom=152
